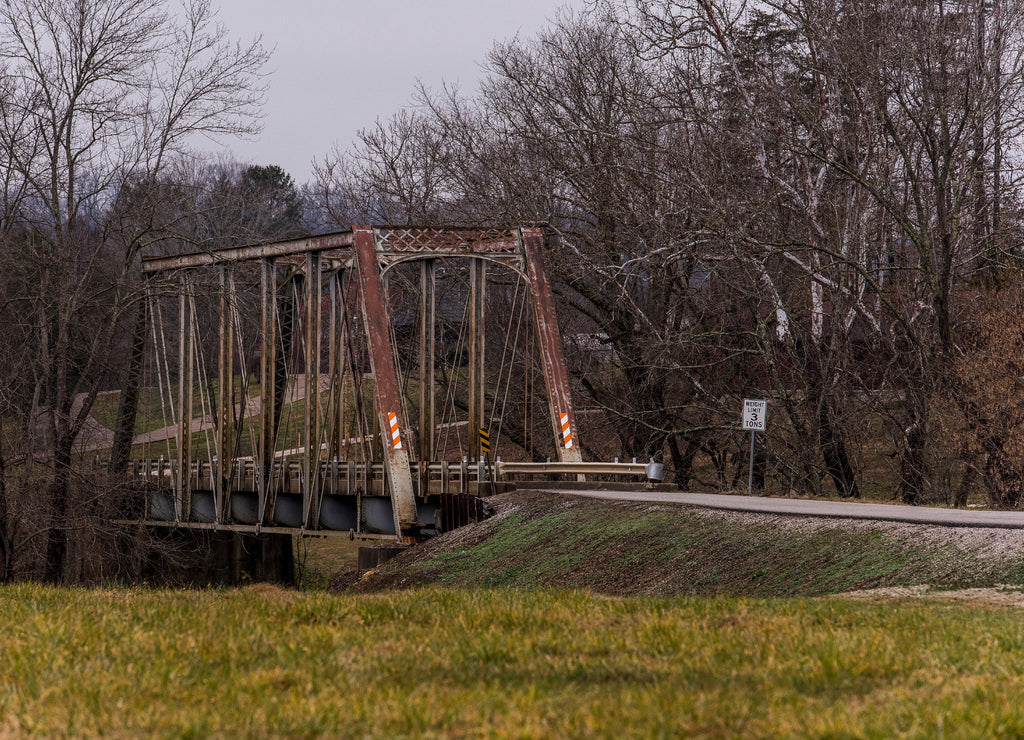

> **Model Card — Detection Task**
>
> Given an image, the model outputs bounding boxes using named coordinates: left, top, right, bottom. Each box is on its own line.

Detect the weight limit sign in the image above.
left=742, top=399, right=767, bottom=431
left=742, top=399, right=767, bottom=494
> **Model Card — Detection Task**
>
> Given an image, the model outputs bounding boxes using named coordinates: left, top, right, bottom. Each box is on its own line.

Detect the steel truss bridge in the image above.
left=132, top=226, right=657, bottom=542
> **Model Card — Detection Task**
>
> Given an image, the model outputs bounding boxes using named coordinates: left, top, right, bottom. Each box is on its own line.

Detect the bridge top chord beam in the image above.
left=141, top=226, right=528, bottom=274
left=141, top=231, right=355, bottom=273
left=371, top=226, right=520, bottom=255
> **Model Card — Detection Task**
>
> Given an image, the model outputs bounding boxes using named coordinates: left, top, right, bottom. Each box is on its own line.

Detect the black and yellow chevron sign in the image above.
left=479, top=428, right=491, bottom=453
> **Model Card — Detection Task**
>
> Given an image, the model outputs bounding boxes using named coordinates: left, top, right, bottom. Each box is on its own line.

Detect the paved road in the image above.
left=562, top=489, right=1024, bottom=529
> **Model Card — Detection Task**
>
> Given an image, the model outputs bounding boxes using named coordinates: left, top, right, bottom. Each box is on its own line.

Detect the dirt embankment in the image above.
left=337, top=490, right=1024, bottom=599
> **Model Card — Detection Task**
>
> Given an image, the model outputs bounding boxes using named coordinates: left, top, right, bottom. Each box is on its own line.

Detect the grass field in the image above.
left=2, top=584, right=1024, bottom=737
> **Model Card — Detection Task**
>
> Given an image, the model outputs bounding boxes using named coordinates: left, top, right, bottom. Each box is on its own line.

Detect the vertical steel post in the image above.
left=468, top=258, right=486, bottom=460
left=747, top=430, right=756, bottom=496
left=339, top=282, right=370, bottom=462
left=217, top=266, right=235, bottom=522
left=335, top=274, right=351, bottom=461
left=303, top=251, right=322, bottom=526
left=259, top=258, right=278, bottom=524
left=352, top=226, right=418, bottom=538
left=327, top=272, right=339, bottom=460
left=521, top=228, right=584, bottom=464
left=176, top=273, right=194, bottom=521
left=419, top=259, right=435, bottom=471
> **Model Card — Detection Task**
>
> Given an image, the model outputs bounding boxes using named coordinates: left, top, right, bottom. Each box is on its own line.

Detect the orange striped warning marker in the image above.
left=388, top=411, right=402, bottom=449
left=560, top=412, right=573, bottom=449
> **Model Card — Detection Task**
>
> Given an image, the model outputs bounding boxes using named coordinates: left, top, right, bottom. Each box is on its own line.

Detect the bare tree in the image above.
left=630, top=0, right=1024, bottom=501
left=0, top=0, right=269, bottom=581
left=310, top=0, right=1024, bottom=503
left=314, top=110, right=456, bottom=226
left=314, top=11, right=736, bottom=480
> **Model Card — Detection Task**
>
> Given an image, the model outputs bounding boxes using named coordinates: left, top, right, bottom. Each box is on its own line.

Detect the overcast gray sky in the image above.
left=208, top=0, right=578, bottom=184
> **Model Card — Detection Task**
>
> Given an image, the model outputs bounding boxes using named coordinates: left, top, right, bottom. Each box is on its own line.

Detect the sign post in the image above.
left=479, top=428, right=496, bottom=497
left=741, top=399, right=767, bottom=495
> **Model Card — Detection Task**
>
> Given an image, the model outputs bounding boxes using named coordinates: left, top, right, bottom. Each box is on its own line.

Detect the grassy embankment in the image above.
left=351, top=491, right=1024, bottom=596
left=3, top=584, right=1024, bottom=737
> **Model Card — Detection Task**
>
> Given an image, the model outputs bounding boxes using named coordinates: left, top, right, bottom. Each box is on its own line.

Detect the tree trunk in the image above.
left=668, top=433, right=699, bottom=490
left=0, top=416, right=12, bottom=582
left=818, top=398, right=860, bottom=498
left=954, top=458, right=976, bottom=508
left=899, top=420, right=927, bottom=505
left=109, top=299, right=148, bottom=475
left=44, top=440, right=72, bottom=583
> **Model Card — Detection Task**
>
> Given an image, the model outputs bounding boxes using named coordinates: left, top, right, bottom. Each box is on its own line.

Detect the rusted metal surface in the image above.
left=521, top=228, right=583, bottom=464
left=327, top=272, right=345, bottom=461
left=176, top=275, right=194, bottom=520
left=372, top=227, right=519, bottom=255
left=141, top=231, right=355, bottom=272
left=258, top=258, right=278, bottom=525
left=216, top=266, right=234, bottom=523
left=418, top=259, right=436, bottom=500
left=303, top=251, right=322, bottom=527
left=418, top=260, right=435, bottom=466
left=352, top=226, right=419, bottom=534
left=467, top=258, right=485, bottom=460
left=142, top=228, right=525, bottom=274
